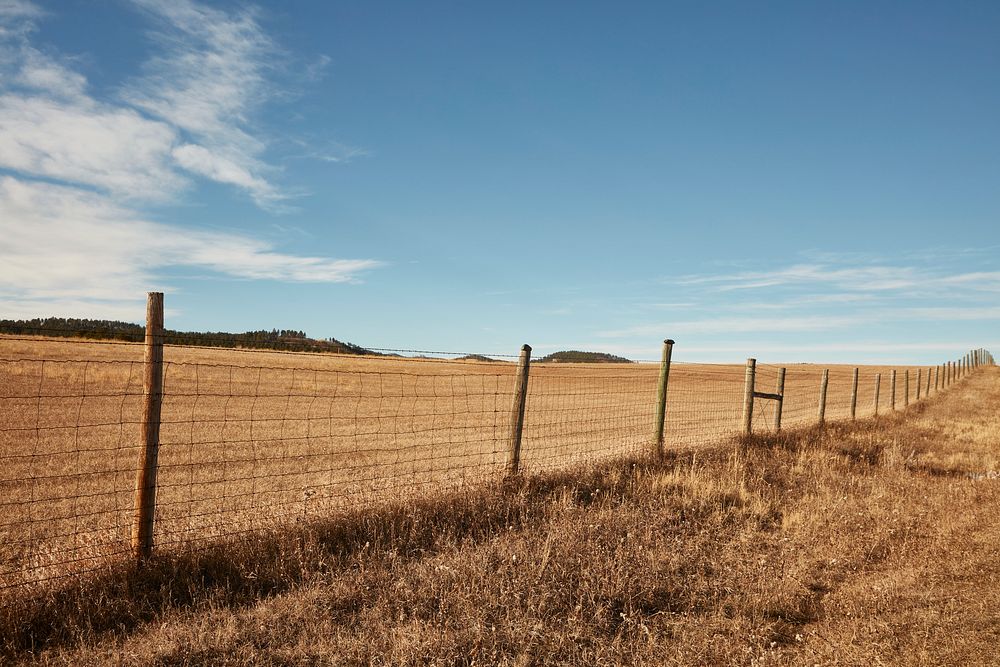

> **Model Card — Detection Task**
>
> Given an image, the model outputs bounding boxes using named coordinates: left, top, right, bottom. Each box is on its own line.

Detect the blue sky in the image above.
left=1, top=0, right=998, bottom=363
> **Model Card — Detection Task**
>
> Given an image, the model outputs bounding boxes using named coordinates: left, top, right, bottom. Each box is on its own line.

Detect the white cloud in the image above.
left=0, top=2, right=381, bottom=319
left=598, top=315, right=862, bottom=338
left=0, top=177, right=380, bottom=318
left=123, top=0, right=282, bottom=207
left=172, top=143, right=278, bottom=203
left=680, top=264, right=919, bottom=292
left=0, top=93, right=184, bottom=199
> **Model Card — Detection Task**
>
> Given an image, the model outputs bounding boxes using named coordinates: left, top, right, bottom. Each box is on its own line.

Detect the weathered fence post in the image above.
left=916, top=368, right=921, bottom=400
left=874, top=373, right=881, bottom=416
left=904, top=369, right=910, bottom=408
left=890, top=369, right=897, bottom=411
left=652, top=339, right=674, bottom=459
left=133, top=292, right=165, bottom=562
left=934, top=365, right=939, bottom=392
left=925, top=367, right=931, bottom=396
left=818, top=369, right=829, bottom=424
left=850, top=367, right=859, bottom=420
left=506, top=344, right=532, bottom=476
left=741, top=358, right=756, bottom=435
left=773, top=367, right=786, bottom=432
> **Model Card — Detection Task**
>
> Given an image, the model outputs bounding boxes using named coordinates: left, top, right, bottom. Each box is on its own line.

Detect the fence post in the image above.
left=891, top=370, right=897, bottom=411
left=741, top=358, right=756, bottom=435
left=773, top=367, right=786, bottom=432
left=916, top=368, right=921, bottom=400
left=506, top=344, right=532, bottom=476
left=874, top=373, right=881, bottom=416
left=132, top=292, right=165, bottom=562
left=904, top=369, right=910, bottom=408
left=818, top=369, right=829, bottom=424
left=850, top=367, right=859, bottom=420
left=652, top=339, right=675, bottom=459
left=925, top=367, right=931, bottom=396
left=934, top=365, right=939, bottom=392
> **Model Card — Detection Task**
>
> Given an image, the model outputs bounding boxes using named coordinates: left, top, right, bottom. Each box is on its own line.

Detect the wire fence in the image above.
left=0, top=314, right=993, bottom=596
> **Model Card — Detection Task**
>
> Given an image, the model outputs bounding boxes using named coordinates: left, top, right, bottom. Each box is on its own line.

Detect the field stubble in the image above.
left=0, top=336, right=944, bottom=593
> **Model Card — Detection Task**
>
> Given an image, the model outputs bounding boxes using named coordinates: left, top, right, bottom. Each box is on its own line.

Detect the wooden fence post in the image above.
left=133, top=292, right=165, bottom=562
left=934, top=365, right=939, bottom=392
left=904, top=369, right=910, bottom=408
left=916, top=368, right=921, bottom=400
left=874, top=373, right=881, bottom=416
left=890, top=370, right=897, bottom=411
left=741, top=358, right=756, bottom=435
left=850, top=367, right=859, bottom=420
left=818, top=369, right=829, bottom=424
left=652, top=339, right=674, bottom=459
left=925, top=367, right=931, bottom=396
left=773, top=367, right=786, bottom=432
left=506, top=344, right=532, bottom=476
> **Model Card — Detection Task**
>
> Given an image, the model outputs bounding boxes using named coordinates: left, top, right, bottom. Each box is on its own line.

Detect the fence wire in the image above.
left=0, top=333, right=986, bottom=595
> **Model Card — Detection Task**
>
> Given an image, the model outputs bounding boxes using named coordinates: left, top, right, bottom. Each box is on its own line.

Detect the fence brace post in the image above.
left=652, top=339, right=675, bottom=459
left=132, top=292, right=164, bottom=562
left=741, top=358, right=756, bottom=435
left=506, top=344, right=532, bottom=476
left=850, top=367, right=859, bottom=420
left=818, top=369, right=829, bottom=424
left=773, top=368, right=786, bottom=432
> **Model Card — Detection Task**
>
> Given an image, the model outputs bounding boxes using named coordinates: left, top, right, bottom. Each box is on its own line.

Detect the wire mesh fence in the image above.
left=0, top=328, right=992, bottom=597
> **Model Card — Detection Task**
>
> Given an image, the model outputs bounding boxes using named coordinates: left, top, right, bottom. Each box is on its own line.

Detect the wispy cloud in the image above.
left=598, top=315, right=862, bottom=338
left=0, top=1, right=380, bottom=320
left=0, top=177, right=381, bottom=318
left=124, top=0, right=284, bottom=207
left=679, top=264, right=920, bottom=292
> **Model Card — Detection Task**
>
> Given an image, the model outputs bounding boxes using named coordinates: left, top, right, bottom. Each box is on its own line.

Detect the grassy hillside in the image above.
left=4, top=370, right=998, bottom=665
left=538, top=350, right=633, bottom=363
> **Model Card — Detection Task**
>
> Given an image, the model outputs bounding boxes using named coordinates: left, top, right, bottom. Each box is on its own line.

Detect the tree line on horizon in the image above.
left=0, top=317, right=374, bottom=355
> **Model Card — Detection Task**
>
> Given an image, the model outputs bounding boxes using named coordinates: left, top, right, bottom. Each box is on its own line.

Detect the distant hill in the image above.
left=0, top=317, right=375, bottom=356
left=455, top=354, right=503, bottom=363
left=537, top=350, right=633, bottom=364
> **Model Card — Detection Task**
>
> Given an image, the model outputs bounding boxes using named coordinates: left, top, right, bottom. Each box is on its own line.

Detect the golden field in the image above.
left=0, top=335, right=954, bottom=592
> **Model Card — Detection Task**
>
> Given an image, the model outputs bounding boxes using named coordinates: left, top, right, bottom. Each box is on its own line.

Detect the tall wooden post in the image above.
left=925, top=367, right=931, bottom=396
left=916, top=368, right=921, bottom=400
left=934, top=365, right=939, bottom=391
left=506, top=344, right=532, bottom=476
left=904, top=369, right=910, bottom=408
left=849, top=367, right=859, bottom=420
left=652, top=339, right=675, bottom=458
left=890, top=370, right=897, bottom=411
left=773, top=367, right=786, bottom=432
left=741, top=358, right=756, bottom=435
left=133, top=292, right=165, bottom=562
left=874, top=373, right=881, bottom=416
left=818, top=369, right=829, bottom=424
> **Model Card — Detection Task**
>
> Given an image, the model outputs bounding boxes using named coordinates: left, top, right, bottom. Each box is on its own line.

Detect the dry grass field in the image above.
left=0, top=335, right=959, bottom=596
left=1, top=354, right=995, bottom=664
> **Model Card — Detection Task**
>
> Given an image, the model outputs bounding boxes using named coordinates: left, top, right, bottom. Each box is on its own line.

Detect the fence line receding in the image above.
left=0, top=293, right=993, bottom=594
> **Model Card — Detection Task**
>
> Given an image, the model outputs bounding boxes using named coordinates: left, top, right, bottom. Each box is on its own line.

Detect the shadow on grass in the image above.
left=2, top=456, right=668, bottom=660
